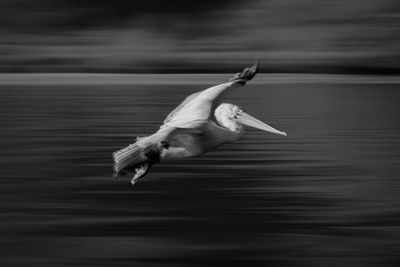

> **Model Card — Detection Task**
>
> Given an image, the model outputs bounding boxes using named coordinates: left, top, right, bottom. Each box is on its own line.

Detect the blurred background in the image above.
left=0, top=0, right=399, bottom=74
left=1, top=1, right=400, bottom=267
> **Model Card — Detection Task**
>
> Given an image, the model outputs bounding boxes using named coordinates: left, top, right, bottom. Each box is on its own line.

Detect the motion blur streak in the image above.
left=1, top=0, right=400, bottom=266
left=1, top=75, right=400, bottom=266
left=0, top=0, right=399, bottom=73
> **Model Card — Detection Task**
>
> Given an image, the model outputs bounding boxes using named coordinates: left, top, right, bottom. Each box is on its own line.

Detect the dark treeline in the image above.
left=0, top=0, right=399, bottom=73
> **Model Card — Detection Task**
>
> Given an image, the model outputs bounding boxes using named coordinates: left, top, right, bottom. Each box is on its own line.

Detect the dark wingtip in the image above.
left=230, top=58, right=260, bottom=84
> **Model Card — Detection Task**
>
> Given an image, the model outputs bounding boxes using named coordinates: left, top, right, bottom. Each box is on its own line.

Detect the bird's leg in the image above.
left=130, top=141, right=170, bottom=185
left=131, top=162, right=150, bottom=185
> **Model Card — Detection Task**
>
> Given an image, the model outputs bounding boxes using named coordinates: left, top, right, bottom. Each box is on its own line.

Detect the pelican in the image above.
left=113, top=60, right=287, bottom=184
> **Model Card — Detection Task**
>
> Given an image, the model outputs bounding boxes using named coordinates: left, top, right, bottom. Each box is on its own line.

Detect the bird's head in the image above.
left=215, top=103, right=287, bottom=136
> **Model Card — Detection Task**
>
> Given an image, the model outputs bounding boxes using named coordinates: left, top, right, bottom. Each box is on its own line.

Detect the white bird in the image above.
left=113, top=60, right=287, bottom=184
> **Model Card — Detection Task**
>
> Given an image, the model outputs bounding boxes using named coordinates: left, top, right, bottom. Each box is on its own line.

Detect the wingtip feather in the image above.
left=230, top=58, right=260, bottom=84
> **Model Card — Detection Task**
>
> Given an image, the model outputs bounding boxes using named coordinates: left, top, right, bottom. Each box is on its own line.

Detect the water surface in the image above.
left=1, top=75, right=400, bottom=266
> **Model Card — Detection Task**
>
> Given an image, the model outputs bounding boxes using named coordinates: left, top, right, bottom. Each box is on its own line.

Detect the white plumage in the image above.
left=113, top=60, right=287, bottom=184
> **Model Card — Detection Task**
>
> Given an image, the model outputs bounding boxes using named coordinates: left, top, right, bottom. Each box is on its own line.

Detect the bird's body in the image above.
left=113, top=60, right=287, bottom=184
left=162, top=118, right=245, bottom=159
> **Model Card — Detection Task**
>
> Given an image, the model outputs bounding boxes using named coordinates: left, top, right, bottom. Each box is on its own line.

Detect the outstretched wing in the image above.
left=162, top=91, right=200, bottom=125
left=160, top=60, right=259, bottom=129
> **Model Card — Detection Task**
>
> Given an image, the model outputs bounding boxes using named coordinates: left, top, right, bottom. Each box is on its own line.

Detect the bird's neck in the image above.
left=209, top=121, right=245, bottom=143
left=215, top=114, right=241, bottom=133
left=224, top=120, right=243, bottom=133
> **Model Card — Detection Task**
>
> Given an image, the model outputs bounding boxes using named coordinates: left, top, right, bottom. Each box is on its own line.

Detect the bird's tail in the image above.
left=113, top=135, right=169, bottom=184
left=113, top=138, right=147, bottom=173
left=230, top=58, right=259, bottom=85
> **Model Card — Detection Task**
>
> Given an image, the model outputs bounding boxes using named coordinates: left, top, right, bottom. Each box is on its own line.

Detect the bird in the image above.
left=113, top=60, right=287, bottom=185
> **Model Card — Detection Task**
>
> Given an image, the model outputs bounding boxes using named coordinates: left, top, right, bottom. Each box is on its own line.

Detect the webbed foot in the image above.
left=131, top=162, right=150, bottom=185
left=129, top=141, right=170, bottom=185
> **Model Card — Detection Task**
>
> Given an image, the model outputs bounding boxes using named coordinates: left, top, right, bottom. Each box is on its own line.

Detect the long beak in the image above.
left=236, top=112, right=287, bottom=136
